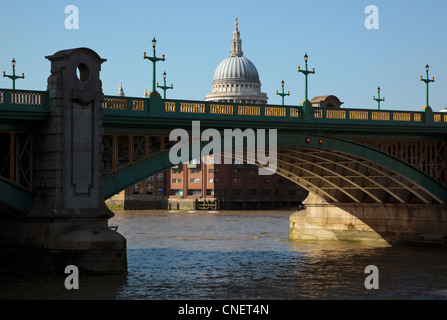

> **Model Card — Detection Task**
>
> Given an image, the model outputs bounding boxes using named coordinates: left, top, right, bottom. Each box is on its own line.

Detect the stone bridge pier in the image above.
left=0, top=48, right=127, bottom=274
left=290, top=193, right=447, bottom=247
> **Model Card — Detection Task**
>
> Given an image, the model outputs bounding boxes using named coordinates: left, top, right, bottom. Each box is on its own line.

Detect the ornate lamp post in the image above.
left=3, top=58, right=25, bottom=90
left=143, top=37, right=165, bottom=97
left=276, top=80, right=290, bottom=106
left=297, top=53, right=315, bottom=111
left=373, top=86, right=385, bottom=110
left=420, top=64, right=435, bottom=109
left=157, top=71, right=173, bottom=99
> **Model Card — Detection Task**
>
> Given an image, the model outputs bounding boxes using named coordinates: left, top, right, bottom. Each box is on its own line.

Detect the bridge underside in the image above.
left=103, top=133, right=447, bottom=205
left=272, top=145, right=442, bottom=205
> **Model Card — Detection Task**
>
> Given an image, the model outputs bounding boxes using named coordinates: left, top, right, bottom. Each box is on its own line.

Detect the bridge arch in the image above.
left=102, top=133, right=447, bottom=205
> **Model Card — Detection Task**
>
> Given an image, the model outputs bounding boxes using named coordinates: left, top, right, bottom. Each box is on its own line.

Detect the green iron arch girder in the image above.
left=102, top=133, right=447, bottom=204
left=0, top=177, right=35, bottom=214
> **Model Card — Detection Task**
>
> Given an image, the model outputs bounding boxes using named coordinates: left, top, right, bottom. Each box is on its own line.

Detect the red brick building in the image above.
left=123, top=155, right=307, bottom=210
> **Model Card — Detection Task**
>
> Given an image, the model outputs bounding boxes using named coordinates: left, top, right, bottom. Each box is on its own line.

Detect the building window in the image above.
left=232, top=189, right=242, bottom=196
left=147, top=184, right=153, bottom=195
left=188, top=189, right=202, bottom=196
left=262, top=189, right=271, bottom=196
left=171, top=189, right=183, bottom=196
left=157, top=173, right=163, bottom=180
left=172, top=178, right=181, bottom=183
left=209, top=169, right=214, bottom=174
left=232, top=169, right=242, bottom=175
left=147, top=176, right=154, bottom=181
left=233, top=178, right=241, bottom=184
left=133, top=185, right=140, bottom=194
left=277, top=179, right=284, bottom=184
left=248, top=178, right=256, bottom=184
left=190, top=169, right=200, bottom=174
left=209, top=159, right=215, bottom=164
left=263, top=179, right=270, bottom=184
left=247, top=189, right=257, bottom=196
left=206, top=189, right=214, bottom=196
left=249, top=169, right=256, bottom=175
left=208, top=178, right=214, bottom=183
left=172, top=169, right=182, bottom=174
left=190, top=178, right=200, bottom=183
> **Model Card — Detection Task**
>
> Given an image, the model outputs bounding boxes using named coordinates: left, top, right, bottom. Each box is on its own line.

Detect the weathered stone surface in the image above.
left=0, top=48, right=127, bottom=274
left=290, top=193, right=447, bottom=247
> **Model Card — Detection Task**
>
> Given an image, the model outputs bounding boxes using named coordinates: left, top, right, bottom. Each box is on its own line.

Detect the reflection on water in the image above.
left=1, top=210, right=447, bottom=300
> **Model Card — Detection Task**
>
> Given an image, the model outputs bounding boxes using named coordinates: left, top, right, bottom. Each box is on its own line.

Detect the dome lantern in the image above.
left=230, top=18, right=243, bottom=57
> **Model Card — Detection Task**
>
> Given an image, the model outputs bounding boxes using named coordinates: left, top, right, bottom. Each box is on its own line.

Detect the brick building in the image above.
left=122, top=154, right=307, bottom=210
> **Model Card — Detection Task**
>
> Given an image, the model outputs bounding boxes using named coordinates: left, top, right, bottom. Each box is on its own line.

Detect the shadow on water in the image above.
left=0, top=272, right=128, bottom=300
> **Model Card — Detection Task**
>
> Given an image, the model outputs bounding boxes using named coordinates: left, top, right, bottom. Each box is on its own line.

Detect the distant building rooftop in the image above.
left=310, top=95, right=344, bottom=108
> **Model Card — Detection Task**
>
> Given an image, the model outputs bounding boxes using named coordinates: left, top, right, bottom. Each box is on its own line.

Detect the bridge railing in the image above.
left=102, top=94, right=447, bottom=126
left=103, top=95, right=303, bottom=122
left=0, top=89, right=49, bottom=109
left=102, top=96, right=146, bottom=112
left=162, top=99, right=302, bottom=120
left=1, top=88, right=446, bottom=126
left=311, top=107, right=440, bottom=124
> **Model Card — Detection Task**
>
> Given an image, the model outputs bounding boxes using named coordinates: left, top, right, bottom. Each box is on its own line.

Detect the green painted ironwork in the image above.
left=0, top=89, right=49, bottom=121
left=157, top=71, right=173, bottom=99
left=0, top=177, right=35, bottom=214
left=297, top=53, right=315, bottom=113
left=100, top=95, right=447, bottom=132
left=143, top=37, right=165, bottom=98
left=373, top=86, right=385, bottom=110
left=420, top=64, right=435, bottom=109
left=0, top=85, right=446, bottom=128
left=1, top=86, right=446, bottom=211
left=102, top=133, right=447, bottom=203
left=276, top=80, right=290, bottom=106
left=2, top=58, right=24, bottom=90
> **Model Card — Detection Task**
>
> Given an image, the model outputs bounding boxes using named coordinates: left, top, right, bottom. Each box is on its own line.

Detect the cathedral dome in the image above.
left=213, top=56, right=260, bottom=83
left=205, top=19, right=268, bottom=104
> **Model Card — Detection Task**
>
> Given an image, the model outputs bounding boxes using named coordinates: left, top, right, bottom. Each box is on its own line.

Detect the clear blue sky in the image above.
left=1, top=0, right=446, bottom=111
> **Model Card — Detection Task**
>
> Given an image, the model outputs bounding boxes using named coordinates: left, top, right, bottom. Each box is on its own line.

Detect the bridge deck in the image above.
left=102, top=95, right=447, bottom=130
left=1, top=88, right=447, bottom=130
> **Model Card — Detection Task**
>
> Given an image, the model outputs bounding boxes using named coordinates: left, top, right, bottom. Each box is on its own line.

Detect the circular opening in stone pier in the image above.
left=76, top=63, right=89, bottom=82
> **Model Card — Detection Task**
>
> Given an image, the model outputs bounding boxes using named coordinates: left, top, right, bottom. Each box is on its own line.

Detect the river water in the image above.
left=1, top=210, right=447, bottom=300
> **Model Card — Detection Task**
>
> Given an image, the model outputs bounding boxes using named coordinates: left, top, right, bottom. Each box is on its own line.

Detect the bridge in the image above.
left=1, top=48, right=446, bottom=274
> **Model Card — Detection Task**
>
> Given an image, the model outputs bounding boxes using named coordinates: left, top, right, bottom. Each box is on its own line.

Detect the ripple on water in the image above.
left=2, top=210, right=447, bottom=300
